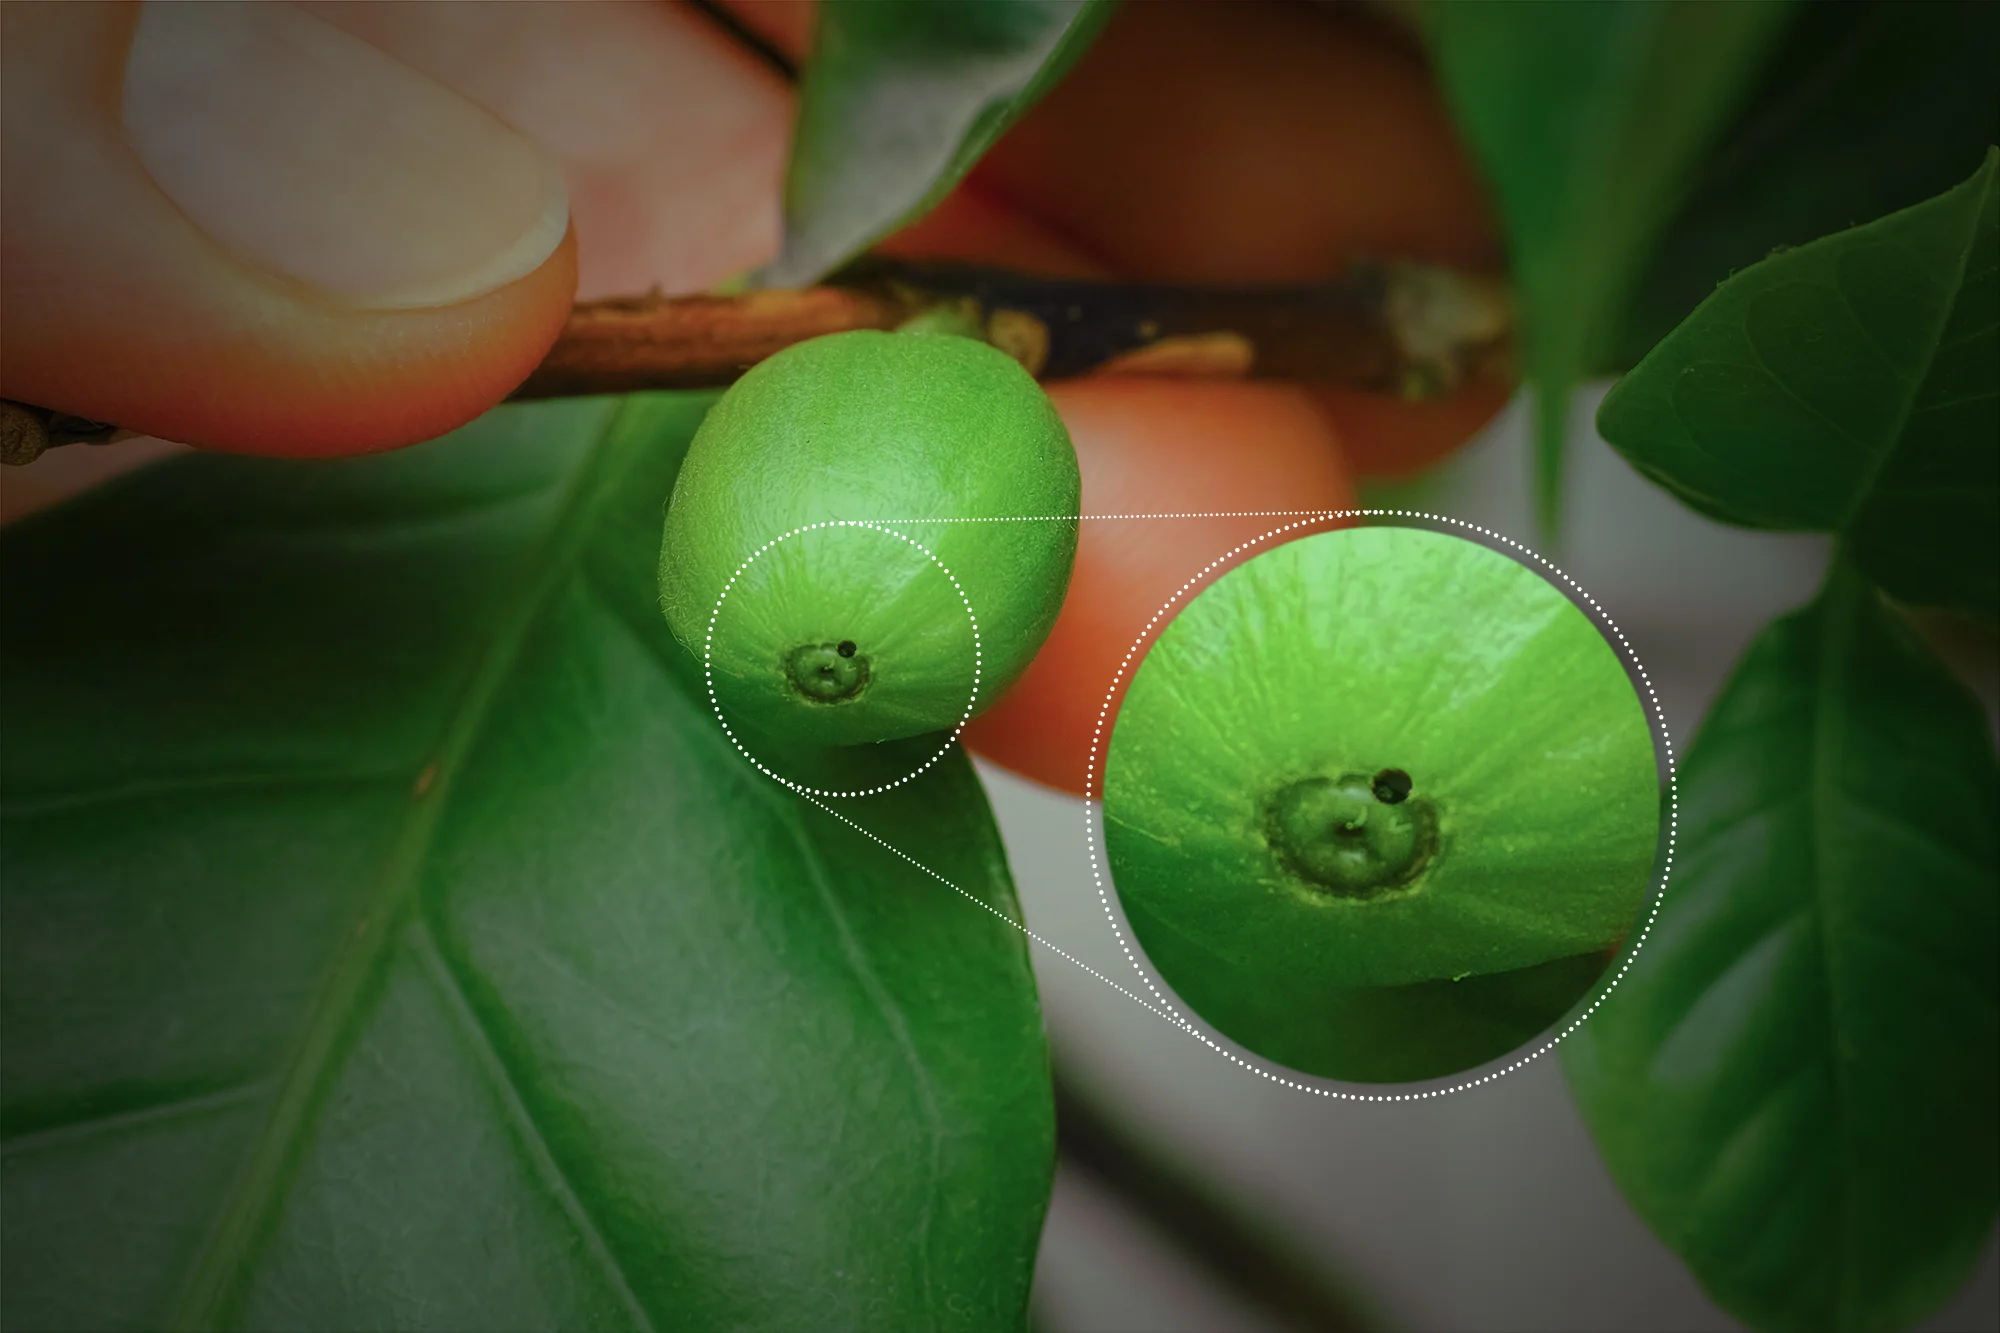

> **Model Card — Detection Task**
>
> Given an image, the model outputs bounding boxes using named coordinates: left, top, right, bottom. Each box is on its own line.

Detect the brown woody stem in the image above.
left=3, top=258, right=1513, bottom=465
left=508, top=284, right=908, bottom=401
left=512, top=256, right=1514, bottom=403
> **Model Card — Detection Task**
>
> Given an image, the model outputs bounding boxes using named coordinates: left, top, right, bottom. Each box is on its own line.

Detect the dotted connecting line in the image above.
left=703, top=521, right=981, bottom=799
left=709, top=508, right=1678, bottom=1102
left=1074, top=509, right=1679, bottom=1101
left=880, top=510, right=1359, bottom=523
left=799, top=791, right=1193, bottom=1026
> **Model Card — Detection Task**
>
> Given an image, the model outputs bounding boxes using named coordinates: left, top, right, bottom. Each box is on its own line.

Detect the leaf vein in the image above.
left=780, top=805, right=946, bottom=1325
left=1827, top=176, right=1992, bottom=527
left=0, top=768, right=408, bottom=822
left=410, top=921, right=656, bottom=1333
left=165, top=402, right=644, bottom=1330
left=0, top=1082, right=272, bottom=1159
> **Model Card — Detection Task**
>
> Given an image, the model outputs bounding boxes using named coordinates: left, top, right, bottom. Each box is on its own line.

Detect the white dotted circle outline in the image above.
left=1078, top=509, right=1679, bottom=1100
left=698, top=507, right=1677, bottom=1101
left=702, top=520, right=981, bottom=799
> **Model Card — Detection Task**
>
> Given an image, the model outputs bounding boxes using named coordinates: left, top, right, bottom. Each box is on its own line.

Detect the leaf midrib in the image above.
left=783, top=804, right=945, bottom=1323
left=590, top=556, right=949, bottom=1319
left=166, top=401, right=647, bottom=1331
left=1826, top=179, right=1991, bottom=530
left=1808, top=565, right=1862, bottom=1329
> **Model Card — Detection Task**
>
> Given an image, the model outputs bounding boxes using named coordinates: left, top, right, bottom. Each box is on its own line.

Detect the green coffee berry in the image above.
left=659, top=330, right=1080, bottom=748
left=1105, top=526, right=1660, bottom=998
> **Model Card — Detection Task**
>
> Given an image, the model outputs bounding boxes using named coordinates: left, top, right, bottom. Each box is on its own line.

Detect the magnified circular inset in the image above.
left=1102, top=525, right=1661, bottom=1083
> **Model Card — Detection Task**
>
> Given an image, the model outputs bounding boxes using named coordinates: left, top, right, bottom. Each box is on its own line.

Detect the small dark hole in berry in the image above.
left=836, top=640, right=857, bottom=658
left=1371, top=768, right=1412, bottom=804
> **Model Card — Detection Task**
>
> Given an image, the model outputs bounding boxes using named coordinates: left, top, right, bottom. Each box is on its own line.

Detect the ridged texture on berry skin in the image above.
left=659, top=330, right=1080, bottom=747
left=1105, top=526, right=1660, bottom=992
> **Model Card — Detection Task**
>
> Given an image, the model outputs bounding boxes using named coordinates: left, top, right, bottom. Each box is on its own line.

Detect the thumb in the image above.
left=0, top=2, right=576, bottom=457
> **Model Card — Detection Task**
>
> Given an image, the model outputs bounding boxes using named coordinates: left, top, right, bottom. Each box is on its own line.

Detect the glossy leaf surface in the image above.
left=1610, top=0, right=2000, bottom=370
left=1564, top=561, right=1999, bottom=1333
left=1597, top=149, right=1999, bottom=619
left=765, top=0, right=1118, bottom=287
left=1424, top=0, right=1793, bottom=529
left=0, top=396, right=1053, bottom=1331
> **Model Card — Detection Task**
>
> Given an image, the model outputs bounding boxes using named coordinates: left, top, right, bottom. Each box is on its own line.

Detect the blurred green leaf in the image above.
left=1597, top=149, right=1999, bottom=619
left=1424, top=0, right=1794, bottom=534
left=1564, top=558, right=1999, bottom=1333
left=1609, top=0, right=2000, bottom=370
left=765, top=0, right=1118, bottom=287
left=0, top=397, right=1053, bottom=1331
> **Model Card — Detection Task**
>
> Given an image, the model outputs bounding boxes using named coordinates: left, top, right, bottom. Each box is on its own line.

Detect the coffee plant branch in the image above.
left=514, top=256, right=1514, bottom=400
left=0, top=258, right=1512, bottom=466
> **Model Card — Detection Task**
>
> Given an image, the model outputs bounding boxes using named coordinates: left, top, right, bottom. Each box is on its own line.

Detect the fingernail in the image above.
left=122, top=2, right=568, bottom=310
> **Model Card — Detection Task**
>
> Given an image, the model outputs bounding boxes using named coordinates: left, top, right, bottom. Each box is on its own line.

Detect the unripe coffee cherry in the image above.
left=1105, top=526, right=1659, bottom=993
left=659, top=330, right=1080, bottom=748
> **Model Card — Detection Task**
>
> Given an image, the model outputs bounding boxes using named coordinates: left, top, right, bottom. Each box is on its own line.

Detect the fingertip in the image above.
left=1, top=1, right=581, bottom=457
left=713, top=0, right=818, bottom=66
left=1312, top=381, right=1513, bottom=480
left=6, top=222, right=579, bottom=458
left=184, top=224, right=581, bottom=458
left=969, top=0, right=1502, bottom=282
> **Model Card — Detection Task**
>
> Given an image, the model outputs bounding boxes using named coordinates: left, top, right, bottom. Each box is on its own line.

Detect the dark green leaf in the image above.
left=0, top=397, right=1053, bottom=1331
left=1610, top=0, right=2000, bottom=371
left=1563, top=559, right=1999, bottom=1333
left=1424, top=0, right=1795, bottom=532
left=764, top=0, right=1118, bottom=287
left=1597, top=149, right=2000, bottom=619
